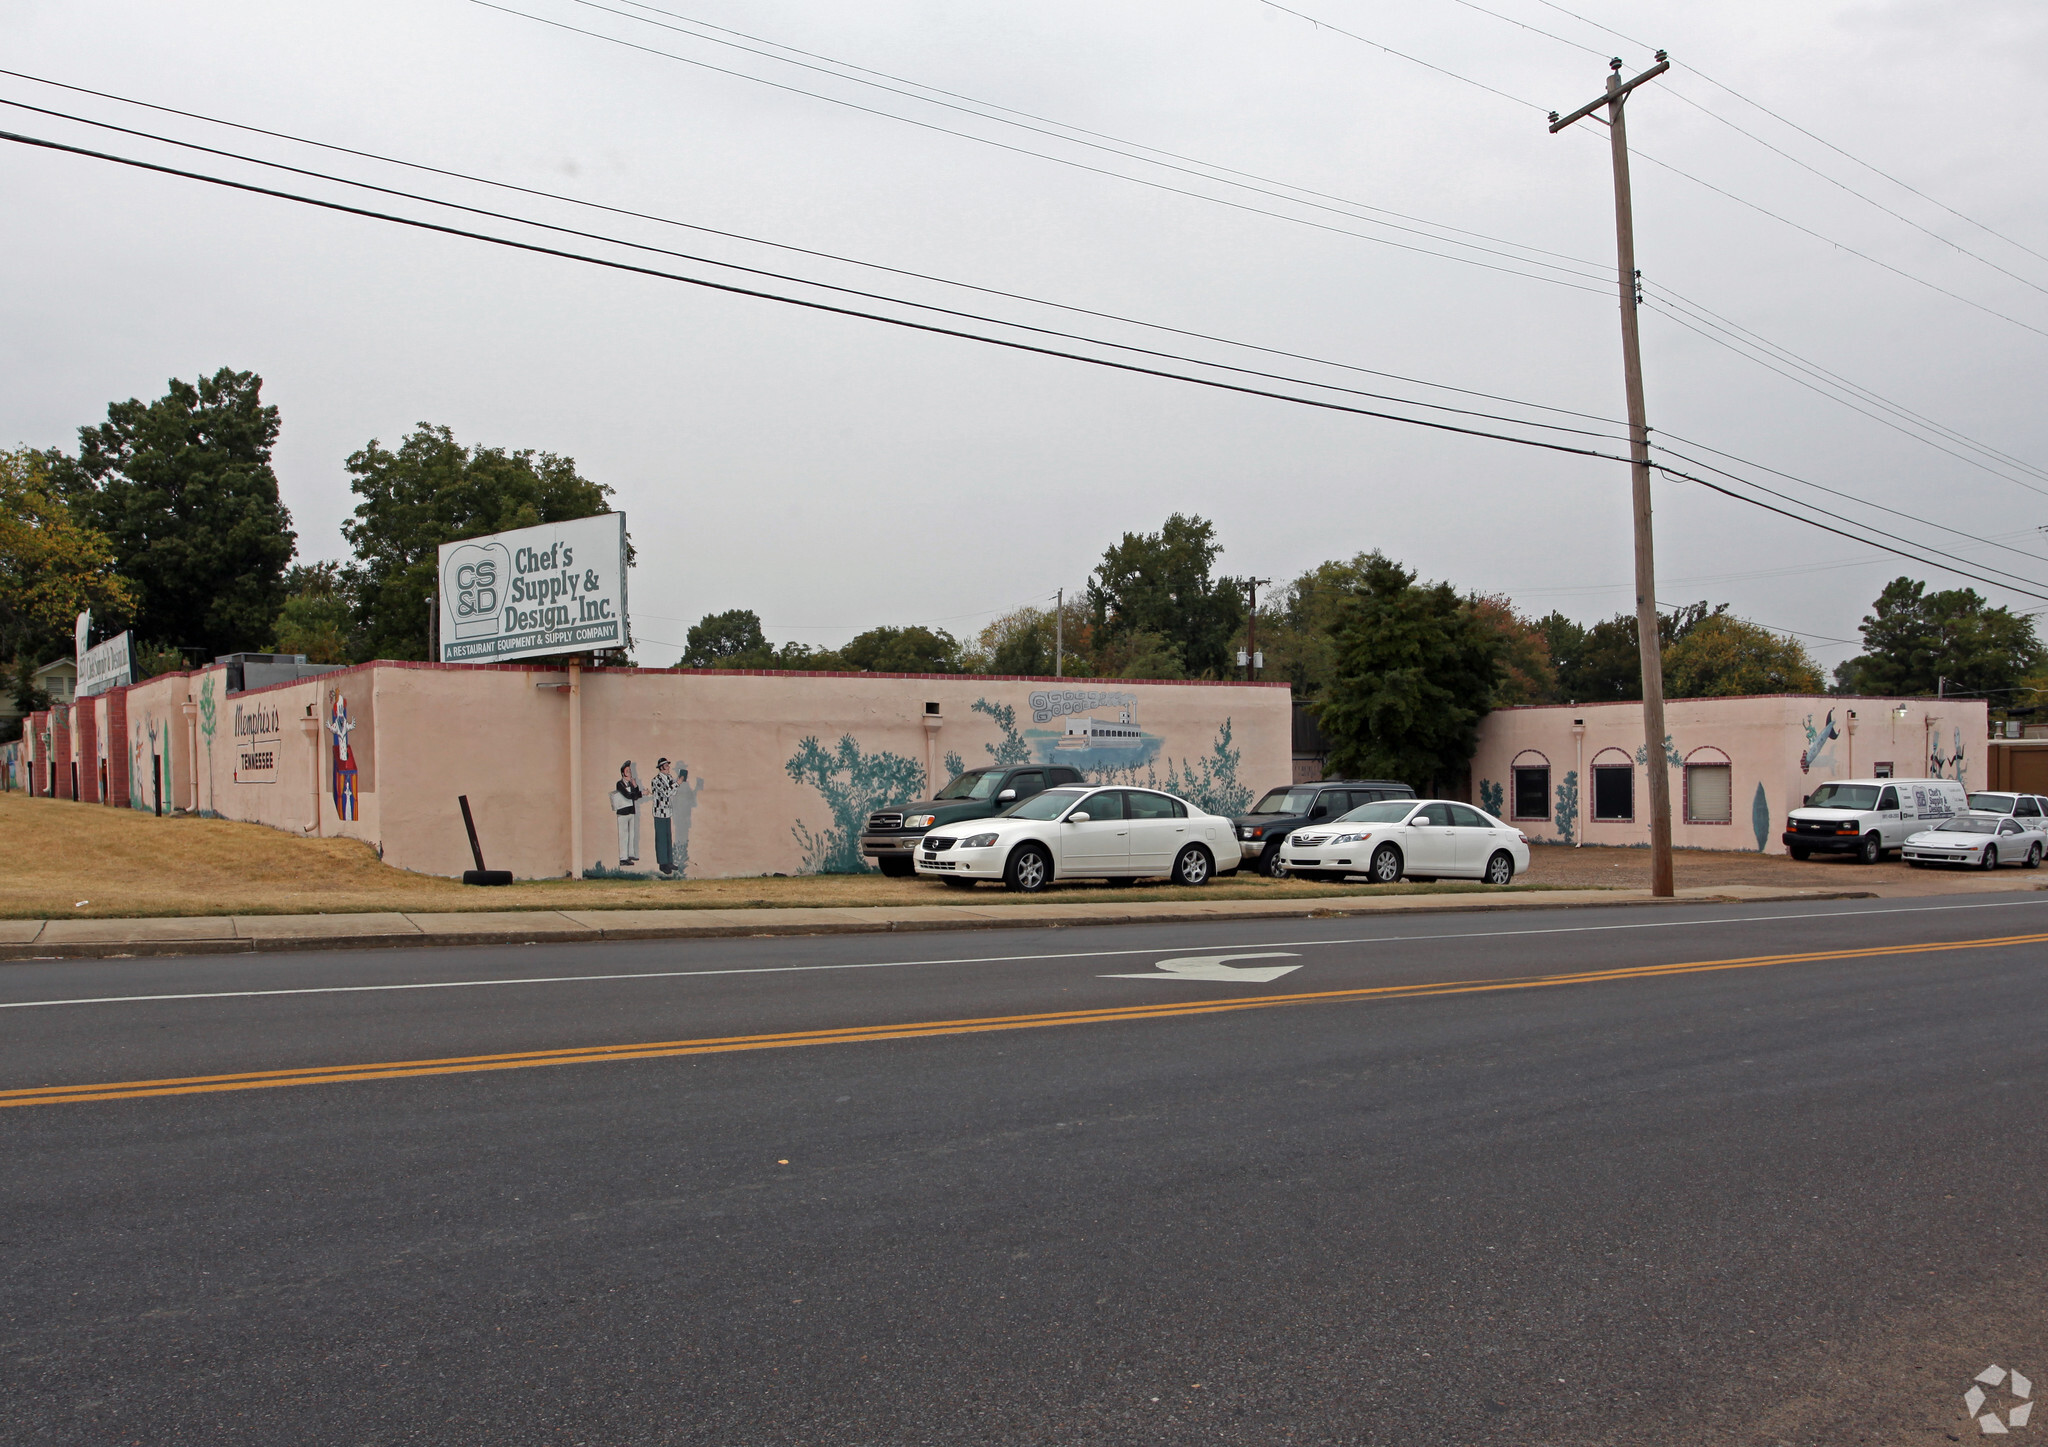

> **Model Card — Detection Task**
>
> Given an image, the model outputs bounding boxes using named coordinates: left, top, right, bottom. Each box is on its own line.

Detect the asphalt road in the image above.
left=5, top=892, right=2048, bottom=1445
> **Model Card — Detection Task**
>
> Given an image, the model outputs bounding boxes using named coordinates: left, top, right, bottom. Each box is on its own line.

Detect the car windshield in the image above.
left=934, top=771, right=1004, bottom=801
left=1335, top=801, right=1420, bottom=824
left=1805, top=783, right=1880, bottom=809
left=1967, top=793, right=2018, bottom=812
left=1250, top=788, right=1319, bottom=816
left=1001, top=787, right=1085, bottom=820
left=1931, top=815, right=1998, bottom=834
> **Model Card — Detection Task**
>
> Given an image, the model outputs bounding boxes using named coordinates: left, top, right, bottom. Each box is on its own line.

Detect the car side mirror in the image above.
left=1067, top=811, right=1090, bottom=823
left=996, top=789, right=1017, bottom=802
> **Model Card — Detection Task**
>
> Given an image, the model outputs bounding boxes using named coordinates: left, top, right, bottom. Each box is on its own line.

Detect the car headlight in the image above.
left=960, top=832, right=999, bottom=849
left=1330, top=831, right=1371, bottom=844
left=903, top=814, right=936, bottom=830
left=1241, top=825, right=1261, bottom=839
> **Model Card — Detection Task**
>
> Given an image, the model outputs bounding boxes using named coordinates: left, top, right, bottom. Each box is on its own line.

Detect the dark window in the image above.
left=1878, top=786, right=1899, bottom=811
left=1009, top=771, right=1046, bottom=798
left=1050, top=767, right=1083, bottom=785
left=1079, top=790, right=1126, bottom=820
left=2017, top=797, right=2042, bottom=818
left=2001, top=820, right=2022, bottom=835
left=1126, top=791, right=1178, bottom=820
left=1592, top=765, right=1634, bottom=821
left=1512, top=767, right=1549, bottom=820
left=1415, top=802, right=1455, bottom=826
left=1448, top=804, right=1489, bottom=828
left=1309, top=792, right=1339, bottom=818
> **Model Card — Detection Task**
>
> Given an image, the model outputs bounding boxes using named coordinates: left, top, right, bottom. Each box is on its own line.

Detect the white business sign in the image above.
left=77, top=624, right=134, bottom=697
left=436, top=512, right=629, bottom=664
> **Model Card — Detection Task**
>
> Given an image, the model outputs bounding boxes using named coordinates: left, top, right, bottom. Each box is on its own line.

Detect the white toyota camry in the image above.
left=1277, top=798, right=1531, bottom=884
left=1901, top=811, right=2046, bottom=869
left=911, top=784, right=1241, bottom=892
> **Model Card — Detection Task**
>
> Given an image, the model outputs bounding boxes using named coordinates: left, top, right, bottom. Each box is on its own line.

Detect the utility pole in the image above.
left=1055, top=588, right=1064, bottom=678
left=1241, top=577, right=1271, bottom=682
left=1551, top=51, right=1675, bottom=898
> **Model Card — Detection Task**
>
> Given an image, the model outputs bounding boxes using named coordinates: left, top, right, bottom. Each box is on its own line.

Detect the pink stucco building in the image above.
left=25, top=662, right=1291, bottom=880
left=1469, top=694, right=1989, bottom=853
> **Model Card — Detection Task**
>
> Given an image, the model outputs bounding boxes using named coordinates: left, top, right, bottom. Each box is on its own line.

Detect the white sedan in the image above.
left=911, top=785, right=1241, bottom=891
left=1901, top=812, right=2046, bottom=869
left=1278, top=798, right=1531, bottom=885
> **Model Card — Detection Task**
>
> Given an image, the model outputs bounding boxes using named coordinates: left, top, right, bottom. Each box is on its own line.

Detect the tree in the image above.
left=342, top=423, right=617, bottom=660
left=1834, top=576, right=2042, bottom=699
left=1085, top=513, right=1244, bottom=678
left=1550, top=601, right=1728, bottom=702
left=838, top=625, right=964, bottom=673
left=1312, top=553, right=1504, bottom=789
left=272, top=562, right=364, bottom=665
left=1469, top=595, right=1560, bottom=705
left=1255, top=555, right=1380, bottom=697
left=680, top=609, right=773, bottom=668
left=1664, top=614, right=1822, bottom=696
left=0, top=447, right=138, bottom=671
left=45, top=369, right=294, bottom=661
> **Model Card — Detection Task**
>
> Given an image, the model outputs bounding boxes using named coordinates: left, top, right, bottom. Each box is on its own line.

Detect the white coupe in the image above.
left=911, top=785, right=1241, bottom=892
left=1277, top=798, right=1532, bottom=884
left=1901, top=811, right=2046, bottom=869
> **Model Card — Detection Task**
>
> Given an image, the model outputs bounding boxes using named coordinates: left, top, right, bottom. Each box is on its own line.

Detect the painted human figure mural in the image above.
left=611, top=761, right=644, bottom=867
left=327, top=691, right=360, bottom=822
left=650, top=757, right=705, bottom=878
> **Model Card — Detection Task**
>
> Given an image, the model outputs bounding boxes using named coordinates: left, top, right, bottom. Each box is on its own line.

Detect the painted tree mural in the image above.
left=972, top=698, right=1031, bottom=765
left=1478, top=779, right=1505, bottom=817
left=1084, top=720, right=1251, bottom=818
left=1554, top=769, right=1579, bottom=845
left=786, top=734, right=927, bottom=874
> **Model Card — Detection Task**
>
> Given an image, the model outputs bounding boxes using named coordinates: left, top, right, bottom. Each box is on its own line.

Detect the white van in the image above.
left=1782, top=778, right=1968, bottom=863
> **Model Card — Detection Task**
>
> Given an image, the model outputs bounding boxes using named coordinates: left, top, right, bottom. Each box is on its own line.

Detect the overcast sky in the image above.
left=5, top=0, right=2045, bottom=670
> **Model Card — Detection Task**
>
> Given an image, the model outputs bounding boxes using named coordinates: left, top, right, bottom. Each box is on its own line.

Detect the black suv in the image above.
left=1233, top=779, right=1416, bottom=877
left=861, top=764, right=1087, bottom=876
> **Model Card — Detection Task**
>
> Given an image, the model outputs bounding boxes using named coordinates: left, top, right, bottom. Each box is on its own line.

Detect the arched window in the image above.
left=1510, top=749, right=1551, bottom=821
left=1591, top=746, right=1634, bottom=821
left=1684, top=746, right=1734, bottom=824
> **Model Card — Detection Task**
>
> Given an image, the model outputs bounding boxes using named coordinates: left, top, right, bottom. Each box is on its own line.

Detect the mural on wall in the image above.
left=1085, top=719, right=1253, bottom=818
left=1799, top=710, right=1840, bottom=774
left=1478, top=779, right=1505, bottom=818
left=974, top=698, right=1033, bottom=766
left=650, top=757, right=702, bottom=878
left=942, top=750, right=966, bottom=779
left=1751, top=782, right=1771, bottom=851
left=328, top=691, right=360, bottom=822
left=198, top=675, right=219, bottom=816
left=1930, top=726, right=1967, bottom=783
left=1021, top=689, right=1163, bottom=772
left=610, top=761, right=645, bottom=868
left=1554, top=769, right=1579, bottom=845
left=1636, top=734, right=1683, bottom=770
left=786, top=734, right=927, bottom=874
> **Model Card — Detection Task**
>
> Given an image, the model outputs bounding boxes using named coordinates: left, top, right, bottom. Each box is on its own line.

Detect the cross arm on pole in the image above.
left=1548, top=55, right=1669, bottom=132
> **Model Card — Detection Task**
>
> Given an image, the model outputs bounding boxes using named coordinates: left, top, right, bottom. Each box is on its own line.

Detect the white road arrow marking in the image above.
left=1101, top=952, right=1302, bottom=983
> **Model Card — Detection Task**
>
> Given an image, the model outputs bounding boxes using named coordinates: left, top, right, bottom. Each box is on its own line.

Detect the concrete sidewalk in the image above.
left=0, top=884, right=1880, bottom=961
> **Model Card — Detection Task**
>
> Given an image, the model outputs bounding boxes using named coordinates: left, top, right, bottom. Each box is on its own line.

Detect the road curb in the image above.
left=0, top=889, right=1883, bottom=962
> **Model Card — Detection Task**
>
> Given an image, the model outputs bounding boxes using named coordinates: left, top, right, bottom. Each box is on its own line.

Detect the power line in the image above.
left=464, top=0, right=1613, bottom=295
left=0, top=69, right=1629, bottom=432
left=10, top=124, right=2043, bottom=605
left=1429, top=0, right=1608, bottom=59
left=1257, top=0, right=1550, bottom=112
left=602, top=0, right=1609, bottom=273
left=0, top=95, right=1631, bottom=445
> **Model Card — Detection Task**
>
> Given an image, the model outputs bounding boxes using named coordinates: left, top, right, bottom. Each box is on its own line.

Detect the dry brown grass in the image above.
left=0, top=792, right=1559, bottom=919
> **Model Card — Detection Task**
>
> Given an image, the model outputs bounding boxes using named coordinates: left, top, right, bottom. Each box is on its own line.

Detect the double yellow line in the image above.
left=5, top=931, right=2043, bottom=1110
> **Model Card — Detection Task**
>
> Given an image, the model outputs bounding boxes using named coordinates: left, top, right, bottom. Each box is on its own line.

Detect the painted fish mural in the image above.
left=1800, top=710, right=1839, bottom=774
left=1751, top=782, right=1770, bottom=852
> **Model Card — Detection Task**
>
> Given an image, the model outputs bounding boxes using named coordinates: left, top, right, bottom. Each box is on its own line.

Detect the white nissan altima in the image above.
left=1278, top=798, right=1531, bottom=884
left=911, top=784, right=1242, bottom=892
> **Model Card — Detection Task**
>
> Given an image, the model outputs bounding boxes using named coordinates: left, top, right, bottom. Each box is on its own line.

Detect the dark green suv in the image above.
left=861, top=764, right=1086, bottom=876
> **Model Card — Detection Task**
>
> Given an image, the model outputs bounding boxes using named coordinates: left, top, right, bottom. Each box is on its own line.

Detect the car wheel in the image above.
left=2027, top=843, right=2043, bottom=870
left=1857, top=833, right=1882, bottom=865
left=1173, top=845, right=1213, bottom=887
left=1483, top=851, right=1514, bottom=886
left=1787, top=846, right=1810, bottom=861
left=941, top=876, right=976, bottom=889
left=876, top=855, right=915, bottom=878
left=1260, top=845, right=1288, bottom=878
left=1979, top=844, right=1998, bottom=871
left=1004, top=844, right=1052, bottom=893
left=1369, top=844, right=1403, bottom=884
